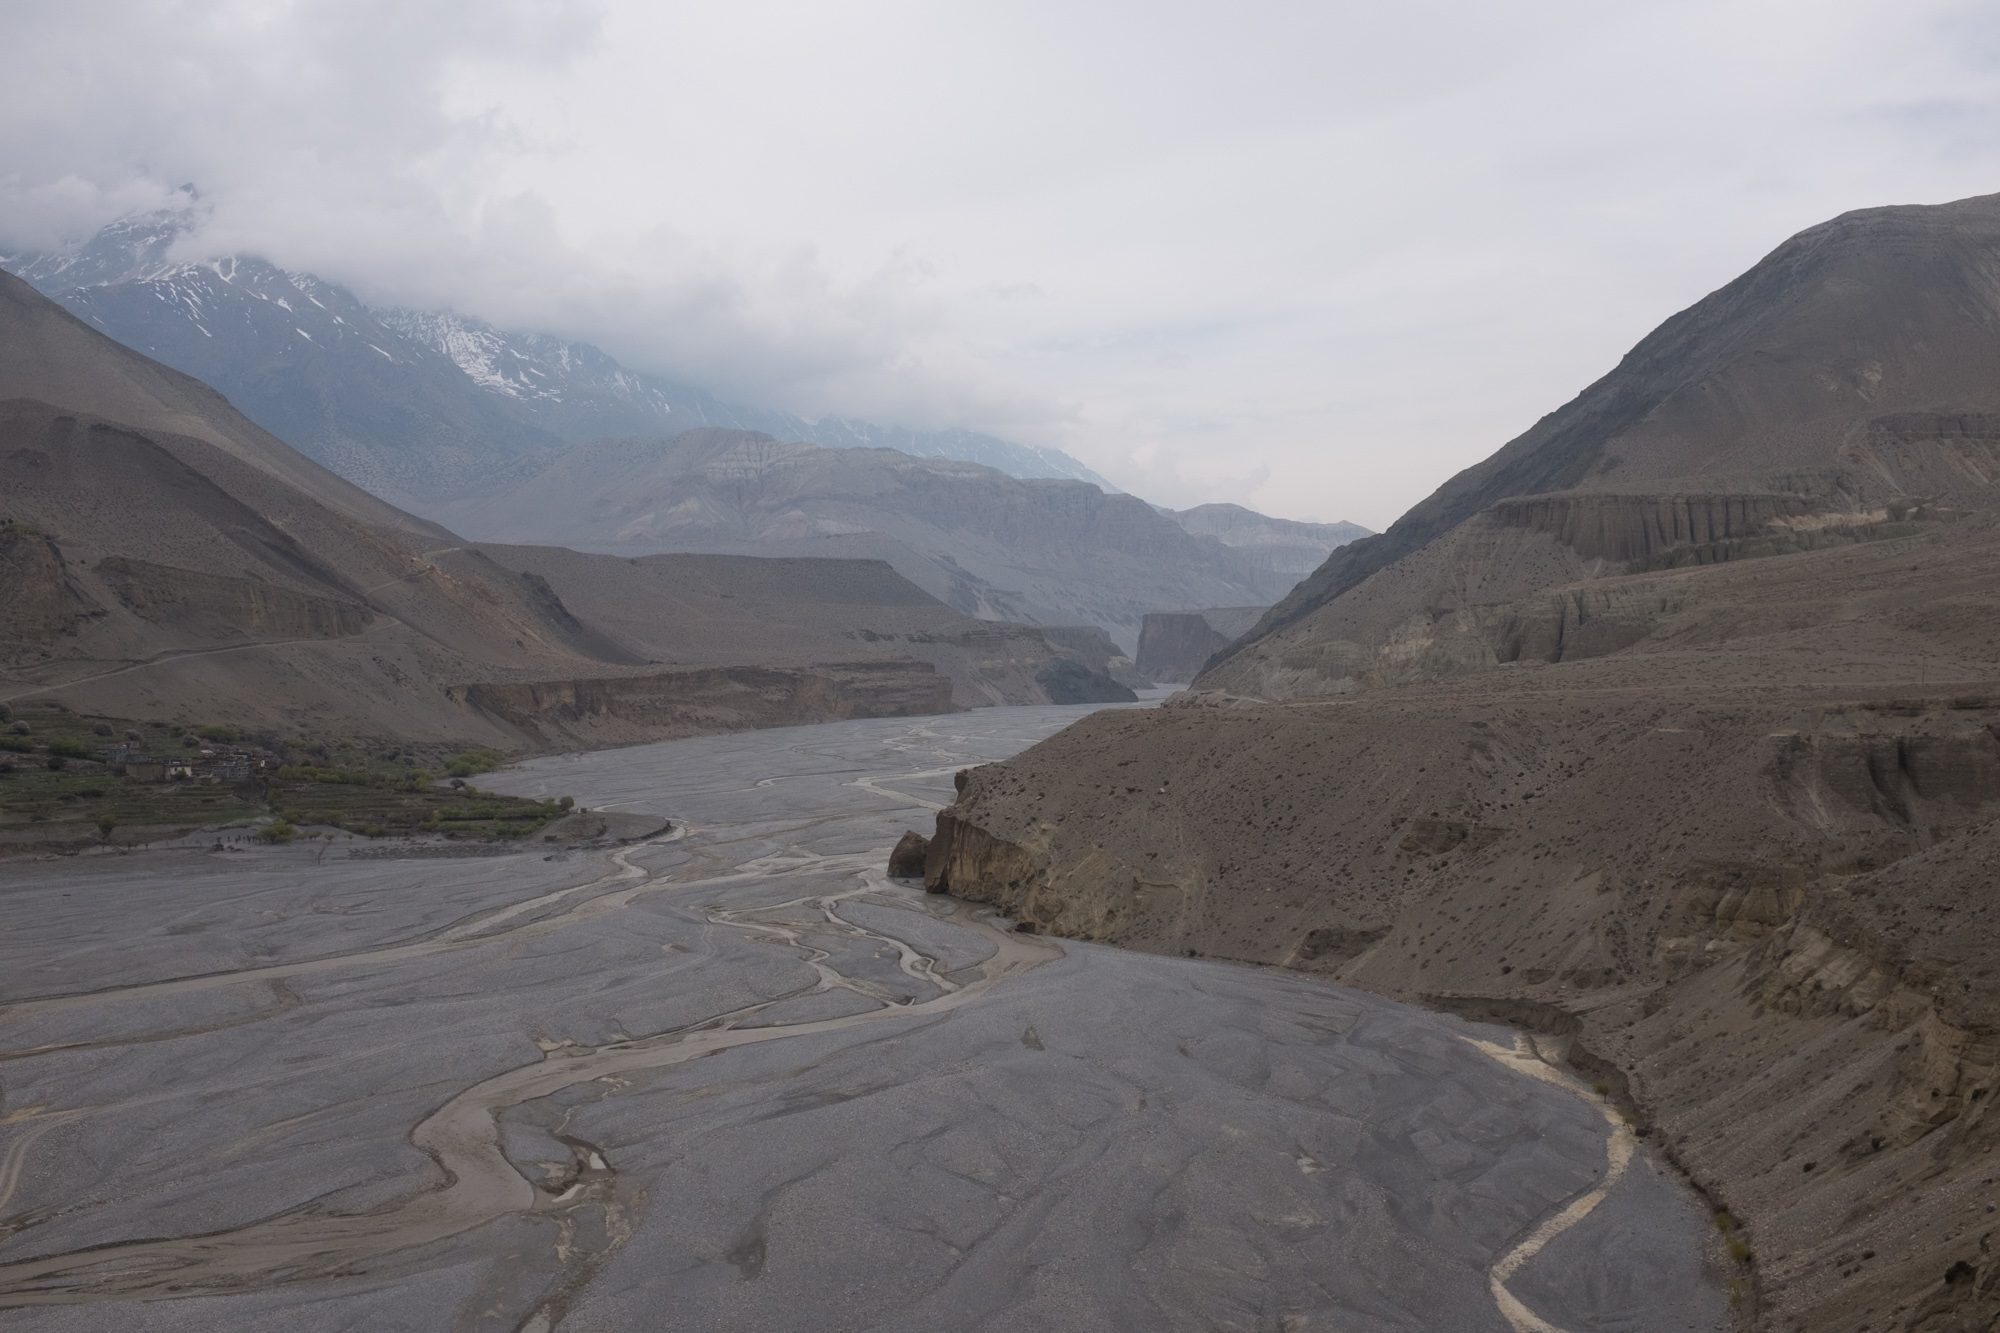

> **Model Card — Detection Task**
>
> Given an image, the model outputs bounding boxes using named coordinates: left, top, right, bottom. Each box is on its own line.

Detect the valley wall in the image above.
left=457, top=661, right=958, bottom=747
left=925, top=682, right=2000, bottom=1331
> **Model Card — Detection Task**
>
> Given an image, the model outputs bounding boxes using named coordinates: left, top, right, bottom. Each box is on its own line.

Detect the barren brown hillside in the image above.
left=1206, top=192, right=2000, bottom=699
left=928, top=194, right=2000, bottom=1332
left=0, top=275, right=1117, bottom=744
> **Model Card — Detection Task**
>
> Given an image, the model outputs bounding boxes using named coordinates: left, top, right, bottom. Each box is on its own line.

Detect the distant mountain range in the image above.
left=5, top=201, right=1374, bottom=653
left=0, top=270, right=1131, bottom=745
left=436, top=429, right=1361, bottom=650
left=4, top=199, right=1117, bottom=506
left=1161, top=504, right=1371, bottom=583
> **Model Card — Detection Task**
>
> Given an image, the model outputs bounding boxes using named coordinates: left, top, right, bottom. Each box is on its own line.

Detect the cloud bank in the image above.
left=6, top=1, right=2000, bottom=525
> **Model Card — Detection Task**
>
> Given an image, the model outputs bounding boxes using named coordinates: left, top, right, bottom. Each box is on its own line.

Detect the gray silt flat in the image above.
left=0, top=702, right=1725, bottom=1331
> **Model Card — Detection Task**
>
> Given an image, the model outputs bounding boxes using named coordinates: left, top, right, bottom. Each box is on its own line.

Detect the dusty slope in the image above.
left=1206, top=191, right=2000, bottom=698
left=0, top=280, right=1100, bottom=745
left=927, top=193, right=2000, bottom=1332
left=435, top=430, right=1297, bottom=650
left=0, top=271, right=435, bottom=540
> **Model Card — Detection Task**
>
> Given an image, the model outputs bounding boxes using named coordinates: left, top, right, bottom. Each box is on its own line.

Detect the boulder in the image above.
left=887, top=829, right=929, bottom=878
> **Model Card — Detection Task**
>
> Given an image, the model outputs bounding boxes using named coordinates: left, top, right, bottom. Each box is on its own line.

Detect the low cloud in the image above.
left=7, top=1, right=2000, bottom=526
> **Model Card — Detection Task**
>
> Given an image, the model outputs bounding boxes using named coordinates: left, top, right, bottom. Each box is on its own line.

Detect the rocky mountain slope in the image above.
left=4, top=200, right=1115, bottom=505
left=435, top=430, right=1313, bottom=651
left=0, top=272, right=1118, bottom=744
left=1204, top=191, right=2000, bottom=700
left=922, top=193, right=2000, bottom=1331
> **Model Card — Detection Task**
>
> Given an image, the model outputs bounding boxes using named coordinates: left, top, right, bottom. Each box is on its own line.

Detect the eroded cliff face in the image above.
left=97, top=556, right=376, bottom=642
left=0, top=529, right=98, bottom=650
left=1205, top=501, right=1994, bottom=699
left=927, top=688, right=2000, bottom=1332
left=1486, top=491, right=1821, bottom=563
left=1035, top=624, right=1145, bottom=688
left=1134, top=607, right=1266, bottom=683
left=458, top=661, right=956, bottom=746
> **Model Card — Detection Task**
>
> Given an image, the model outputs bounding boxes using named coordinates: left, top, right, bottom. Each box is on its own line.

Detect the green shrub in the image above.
left=558, top=795, right=575, bottom=810
left=444, top=747, right=507, bottom=778
left=45, top=754, right=65, bottom=771
left=257, top=820, right=296, bottom=844
left=46, top=738, right=93, bottom=759
left=0, top=736, right=31, bottom=754
left=197, top=724, right=240, bottom=742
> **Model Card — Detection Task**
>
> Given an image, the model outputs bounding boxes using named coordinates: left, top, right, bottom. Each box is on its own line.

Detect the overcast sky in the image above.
left=7, top=1, right=2000, bottom=526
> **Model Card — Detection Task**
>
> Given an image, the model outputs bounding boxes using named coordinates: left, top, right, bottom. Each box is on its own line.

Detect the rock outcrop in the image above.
left=1134, top=607, right=1265, bottom=683
left=1036, top=624, right=1146, bottom=687
left=1032, top=658, right=1137, bottom=705
left=887, top=830, right=929, bottom=878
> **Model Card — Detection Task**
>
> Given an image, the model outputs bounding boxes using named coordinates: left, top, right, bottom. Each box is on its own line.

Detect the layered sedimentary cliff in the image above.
left=458, top=661, right=956, bottom=746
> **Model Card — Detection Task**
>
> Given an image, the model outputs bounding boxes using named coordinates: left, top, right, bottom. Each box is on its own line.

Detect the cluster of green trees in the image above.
left=275, top=763, right=434, bottom=792
left=443, top=748, right=508, bottom=778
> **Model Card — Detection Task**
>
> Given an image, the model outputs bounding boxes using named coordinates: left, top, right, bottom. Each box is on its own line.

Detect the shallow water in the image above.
left=0, top=704, right=1724, bottom=1331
